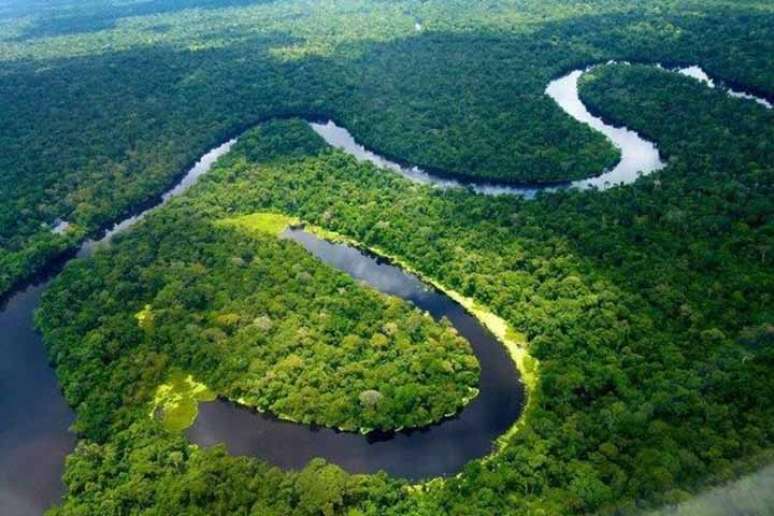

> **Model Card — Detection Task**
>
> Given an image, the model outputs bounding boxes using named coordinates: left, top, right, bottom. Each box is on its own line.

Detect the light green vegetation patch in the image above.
left=210, top=215, right=481, bottom=432
left=33, top=32, right=774, bottom=512
left=150, top=371, right=216, bottom=432
left=219, top=212, right=488, bottom=432
left=134, top=304, right=154, bottom=331
left=217, top=212, right=300, bottom=237
left=438, top=289, right=538, bottom=450
left=160, top=116, right=773, bottom=512
left=303, top=221, right=538, bottom=391
left=41, top=198, right=481, bottom=434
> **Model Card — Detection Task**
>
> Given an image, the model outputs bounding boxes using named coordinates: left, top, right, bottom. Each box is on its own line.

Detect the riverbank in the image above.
left=299, top=218, right=539, bottom=461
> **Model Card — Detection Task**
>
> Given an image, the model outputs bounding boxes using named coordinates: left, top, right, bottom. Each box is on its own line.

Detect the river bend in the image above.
left=187, top=228, right=523, bottom=479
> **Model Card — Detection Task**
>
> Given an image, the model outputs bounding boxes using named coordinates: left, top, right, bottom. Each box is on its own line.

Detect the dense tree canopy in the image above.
left=1, top=0, right=773, bottom=514
left=2, top=0, right=772, bottom=296
left=40, top=80, right=773, bottom=514
left=38, top=206, right=480, bottom=434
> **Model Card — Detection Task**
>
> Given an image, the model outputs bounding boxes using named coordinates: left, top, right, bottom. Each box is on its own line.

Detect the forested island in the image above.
left=1, top=1, right=773, bottom=515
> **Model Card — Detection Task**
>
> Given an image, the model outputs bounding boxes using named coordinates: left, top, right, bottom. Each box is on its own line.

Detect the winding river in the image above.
left=188, top=228, right=523, bottom=479
left=311, top=67, right=667, bottom=197
left=0, top=64, right=768, bottom=514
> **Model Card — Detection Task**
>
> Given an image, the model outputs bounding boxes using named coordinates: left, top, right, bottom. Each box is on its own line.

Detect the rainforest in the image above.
left=0, top=1, right=772, bottom=515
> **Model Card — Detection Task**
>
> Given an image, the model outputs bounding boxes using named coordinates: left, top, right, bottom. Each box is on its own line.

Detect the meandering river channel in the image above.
left=0, top=64, right=768, bottom=515
left=188, top=228, right=523, bottom=478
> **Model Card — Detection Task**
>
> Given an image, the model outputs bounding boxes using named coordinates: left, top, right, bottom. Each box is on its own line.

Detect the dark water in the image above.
left=187, top=228, right=523, bottom=479
left=0, top=139, right=235, bottom=516
left=0, top=280, right=75, bottom=516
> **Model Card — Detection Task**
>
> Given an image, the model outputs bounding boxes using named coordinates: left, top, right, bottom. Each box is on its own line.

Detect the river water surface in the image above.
left=0, top=141, right=236, bottom=516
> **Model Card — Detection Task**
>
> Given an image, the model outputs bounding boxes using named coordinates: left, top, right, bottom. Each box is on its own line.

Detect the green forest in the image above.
left=2, top=0, right=772, bottom=296
left=38, top=204, right=480, bottom=434
left=1, top=0, right=773, bottom=514
left=40, top=84, right=773, bottom=513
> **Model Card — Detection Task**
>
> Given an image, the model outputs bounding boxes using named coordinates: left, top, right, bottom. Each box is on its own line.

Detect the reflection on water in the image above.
left=78, top=138, right=237, bottom=258
left=313, top=64, right=770, bottom=197
left=677, top=65, right=716, bottom=87
left=677, top=65, right=772, bottom=109
left=311, top=66, right=667, bottom=197
left=545, top=69, right=665, bottom=190
left=0, top=282, right=75, bottom=516
left=2, top=60, right=770, bottom=507
left=310, top=119, right=544, bottom=197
